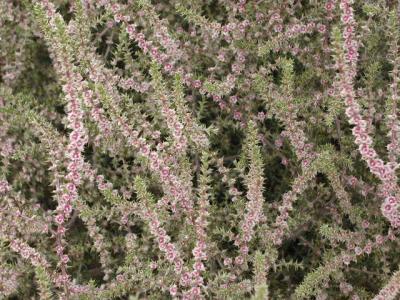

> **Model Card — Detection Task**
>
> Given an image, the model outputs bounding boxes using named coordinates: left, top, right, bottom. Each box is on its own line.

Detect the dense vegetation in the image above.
left=1, top=0, right=400, bottom=299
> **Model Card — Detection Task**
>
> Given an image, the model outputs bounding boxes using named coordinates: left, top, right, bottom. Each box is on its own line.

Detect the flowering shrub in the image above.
left=1, top=0, right=400, bottom=299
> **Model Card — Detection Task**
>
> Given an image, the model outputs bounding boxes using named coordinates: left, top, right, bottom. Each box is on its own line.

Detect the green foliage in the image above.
left=1, top=0, right=400, bottom=299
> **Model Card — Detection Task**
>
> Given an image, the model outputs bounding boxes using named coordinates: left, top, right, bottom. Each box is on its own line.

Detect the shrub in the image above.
left=0, top=0, right=400, bottom=299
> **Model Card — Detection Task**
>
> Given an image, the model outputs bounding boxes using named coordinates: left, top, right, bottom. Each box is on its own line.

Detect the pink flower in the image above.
left=61, top=255, right=69, bottom=263
left=190, top=287, right=201, bottom=296
left=235, top=255, right=244, bottom=265
left=63, top=204, right=72, bottom=214
left=169, top=285, right=178, bottom=296
left=150, top=261, right=157, bottom=270
left=229, top=95, right=238, bottom=104
left=364, top=242, right=372, bottom=254
left=354, top=246, right=362, bottom=256
left=274, top=24, right=283, bottom=32
left=382, top=203, right=394, bottom=214
left=164, top=63, right=172, bottom=72
left=180, top=272, right=191, bottom=286
left=55, top=244, right=64, bottom=255
left=55, top=214, right=64, bottom=225
left=240, top=245, right=249, bottom=255
left=342, top=254, right=351, bottom=266
left=386, top=196, right=397, bottom=205
left=375, top=235, right=384, bottom=245
left=174, top=258, right=183, bottom=273
left=193, top=80, right=202, bottom=88
left=325, top=1, right=334, bottom=11
left=218, top=101, right=227, bottom=110
left=193, top=261, right=205, bottom=272
left=66, top=183, right=76, bottom=193
left=224, top=258, right=232, bottom=266
left=233, top=111, right=242, bottom=120
left=361, top=220, right=369, bottom=229
left=257, top=112, right=266, bottom=121
left=166, top=250, right=176, bottom=262
left=157, top=236, right=165, bottom=245
left=161, top=167, right=170, bottom=179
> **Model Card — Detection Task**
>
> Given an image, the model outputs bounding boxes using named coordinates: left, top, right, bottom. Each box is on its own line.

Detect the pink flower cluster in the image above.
left=386, top=113, right=400, bottom=163
left=82, top=89, right=112, bottom=144
left=234, top=178, right=264, bottom=259
left=339, top=0, right=400, bottom=227
left=10, top=239, right=50, bottom=268
left=283, top=22, right=327, bottom=37
left=0, top=179, right=10, bottom=194
left=281, top=125, right=316, bottom=169
left=118, top=117, right=193, bottom=213
left=118, top=77, right=150, bottom=93
left=372, top=269, right=400, bottom=300
left=142, top=206, right=192, bottom=297
left=52, top=73, right=88, bottom=292
left=55, top=75, right=87, bottom=229
left=188, top=193, right=209, bottom=297
left=144, top=207, right=183, bottom=272
left=123, top=8, right=244, bottom=129
left=381, top=196, right=400, bottom=228
left=0, top=268, right=19, bottom=297
left=272, top=166, right=317, bottom=245
left=126, top=24, right=174, bottom=73
left=159, top=95, right=188, bottom=155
